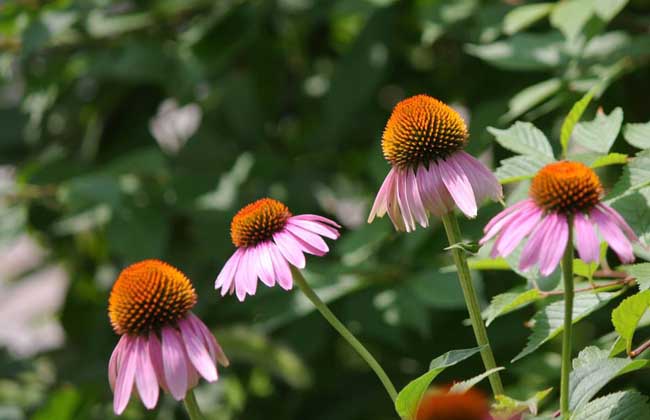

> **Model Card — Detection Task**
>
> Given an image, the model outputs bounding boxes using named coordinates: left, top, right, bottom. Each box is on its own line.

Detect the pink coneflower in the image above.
left=108, top=260, right=228, bottom=415
left=368, top=94, right=502, bottom=231
left=481, top=161, right=638, bottom=276
left=215, top=198, right=341, bottom=301
left=416, top=388, right=491, bottom=420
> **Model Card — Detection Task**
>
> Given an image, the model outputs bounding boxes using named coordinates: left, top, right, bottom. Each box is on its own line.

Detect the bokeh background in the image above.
left=2, top=1, right=650, bottom=419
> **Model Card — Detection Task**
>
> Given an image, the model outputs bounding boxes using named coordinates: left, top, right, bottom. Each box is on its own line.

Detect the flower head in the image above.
left=108, top=260, right=228, bottom=415
left=369, top=94, right=502, bottom=231
left=481, top=161, right=638, bottom=276
left=216, top=198, right=341, bottom=301
left=416, top=388, right=491, bottom=420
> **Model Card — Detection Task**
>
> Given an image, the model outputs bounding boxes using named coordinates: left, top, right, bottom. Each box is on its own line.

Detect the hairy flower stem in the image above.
left=291, top=267, right=398, bottom=402
left=183, top=390, right=206, bottom=420
left=441, top=212, right=504, bottom=397
left=560, top=216, right=575, bottom=418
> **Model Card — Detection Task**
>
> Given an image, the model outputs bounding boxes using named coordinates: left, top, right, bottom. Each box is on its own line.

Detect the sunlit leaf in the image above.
left=623, top=121, right=650, bottom=149
left=573, top=107, right=623, bottom=153
left=611, top=290, right=650, bottom=353
left=571, top=390, right=650, bottom=420
left=488, top=122, right=554, bottom=158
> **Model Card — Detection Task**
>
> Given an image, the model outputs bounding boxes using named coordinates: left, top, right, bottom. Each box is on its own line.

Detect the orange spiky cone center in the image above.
left=416, top=389, right=490, bottom=420
left=108, top=259, right=197, bottom=335
left=230, top=198, right=292, bottom=248
left=530, top=161, right=603, bottom=213
left=382, top=94, right=468, bottom=168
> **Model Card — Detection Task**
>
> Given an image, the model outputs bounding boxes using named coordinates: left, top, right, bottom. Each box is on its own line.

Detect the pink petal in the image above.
left=539, top=213, right=568, bottom=276
left=291, top=233, right=328, bottom=256
left=161, top=326, right=189, bottom=400
left=491, top=205, right=543, bottom=257
left=438, top=157, right=478, bottom=218
left=216, top=248, right=243, bottom=295
left=135, top=336, right=159, bottom=409
left=406, top=168, right=429, bottom=228
left=287, top=219, right=340, bottom=240
left=417, top=163, right=452, bottom=216
left=482, top=199, right=535, bottom=241
left=188, top=313, right=229, bottom=367
left=109, top=335, right=128, bottom=391
left=233, top=250, right=251, bottom=301
left=178, top=318, right=218, bottom=382
left=257, top=243, right=276, bottom=287
left=273, top=231, right=306, bottom=268
left=243, top=247, right=259, bottom=296
left=574, top=212, right=600, bottom=263
left=597, top=204, right=639, bottom=242
left=396, top=168, right=416, bottom=231
left=148, top=333, right=168, bottom=392
left=113, top=336, right=137, bottom=415
left=454, top=151, right=503, bottom=203
left=591, top=206, right=635, bottom=263
left=519, top=214, right=555, bottom=272
left=269, top=244, right=293, bottom=290
left=292, top=214, right=341, bottom=228
left=285, top=224, right=329, bottom=254
left=368, top=169, right=396, bottom=223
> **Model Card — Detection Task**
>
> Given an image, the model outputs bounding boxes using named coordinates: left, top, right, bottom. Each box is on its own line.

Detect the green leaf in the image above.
left=488, top=122, right=555, bottom=158
left=503, top=3, right=554, bottom=35
left=569, top=347, right=650, bottom=411
left=589, top=153, right=628, bottom=169
left=444, top=241, right=480, bottom=254
left=483, top=288, right=542, bottom=327
left=623, top=121, right=650, bottom=149
left=561, top=89, right=595, bottom=157
left=448, top=367, right=505, bottom=394
left=465, top=33, right=567, bottom=71
left=573, top=258, right=598, bottom=281
left=395, top=347, right=484, bottom=419
left=493, top=388, right=553, bottom=417
left=573, top=107, right=623, bottom=153
left=612, top=290, right=650, bottom=353
left=550, top=0, right=594, bottom=41
left=621, top=263, right=650, bottom=291
left=512, top=292, right=623, bottom=362
left=495, top=155, right=550, bottom=184
left=571, top=390, right=650, bottom=420
left=502, top=78, right=562, bottom=122
left=593, top=0, right=629, bottom=22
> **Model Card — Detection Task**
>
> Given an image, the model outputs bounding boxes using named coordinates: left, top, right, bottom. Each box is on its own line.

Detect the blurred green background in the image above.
left=1, top=0, right=650, bottom=419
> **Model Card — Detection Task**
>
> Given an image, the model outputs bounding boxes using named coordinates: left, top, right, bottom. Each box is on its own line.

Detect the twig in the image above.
left=630, top=338, right=650, bottom=359
left=539, top=277, right=635, bottom=297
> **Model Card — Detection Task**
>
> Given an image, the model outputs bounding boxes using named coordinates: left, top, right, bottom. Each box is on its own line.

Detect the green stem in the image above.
left=560, top=216, right=575, bottom=418
left=291, top=267, right=398, bottom=402
left=183, top=389, right=206, bottom=420
left=441, top=212, right=504, bottom=396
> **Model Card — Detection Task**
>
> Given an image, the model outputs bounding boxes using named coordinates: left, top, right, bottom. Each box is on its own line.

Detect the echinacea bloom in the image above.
left=108, top=260, right=228, bottom=415
left=368, top=94, right=503, bottom=231
left=416, top=388, right=491, bottom=420
left=481, top=161, right=638, bottom=276
left=215, top=198, right=341, bottom=301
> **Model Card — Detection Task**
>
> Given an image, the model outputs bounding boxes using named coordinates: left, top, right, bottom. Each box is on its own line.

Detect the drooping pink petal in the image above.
left=161, top=326, right=189, bottom=401
left=187, top=313, right=229, bottom=367
left=453, top=151, right=503, bottom=203
left=273, top=231, right=306, bottom=268
left=242, top=247, right=258, bottom=296
left=438, top=157, right=478, bottom=218
left=396, top=167, right=416, bottom=231
left=178, top=317, right=218, bottom=382
left=591, top=206, right=635, bottom=263
left=287, top=218, right=340, bottom=239
left=368, top=168, right=397, bottom=223
left=148, top=333, right=168, bottom=392
left=491, top=205, right=544, bottom=257
left=519, top=214, right=556, bottom=272
left=481, top=199, right=535, bottom=243
left=291, top=233, right=328, bottom=256
left=215, top=248, right=243, bottom=295
left=406, top=167, right=429, bottom=228
left=269, top=244, right=293, bottom=290
left=257, top=243, right=276, bottom=287
left=233, top=250, right=252, bottom=301
left=109, top=334, right=128, bottom=391
left=285, top=224, right=329, bottom=254
left=539, top=213, right=568, bottom=276
left=134, top=336, right=159, bottom=409
left=596, top=204, right=639, bottom=241
left=113, top=335, right=137, bottom=415
left=574, top=212, right=600, bottom=263
left=292, top=214, right=341, bottom=228
left=418, top=162, right=453, bottom=216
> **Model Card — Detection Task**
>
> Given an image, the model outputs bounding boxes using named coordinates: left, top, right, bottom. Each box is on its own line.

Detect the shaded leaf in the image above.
left=465, top=33, right=567, bottom=71
left=623, top=121, right=650, bottom=149
left=493, top=388, right=553, bottom=417
left=503, top=3, right=554, bottom=35
left=483, top=288, right=542, bottom=326
left=449, top=367, right=505, bottom=394
left=495, top=155, right=551, bottom=184
left=561, top=89, right=595, bottom=157
left=621, top=263, right=650, bottom=291
left=571, top=390, right=650, bottom=420
left=550, top=0, right=594, bottom=41
left=503, top=78, right=562, bottom=122
left=574, top=107, right=623, bottom=153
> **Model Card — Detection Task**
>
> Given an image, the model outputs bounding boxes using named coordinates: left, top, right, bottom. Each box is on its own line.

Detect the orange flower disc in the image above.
left=530, top=161, right=603, bottom=213
left=230, top=198, right=292, bottom=248
left=416, top=389, right=490, bottom=420
left=382, top=94, right=468, bottom=168
left=108, top=260, right=197, bottom=335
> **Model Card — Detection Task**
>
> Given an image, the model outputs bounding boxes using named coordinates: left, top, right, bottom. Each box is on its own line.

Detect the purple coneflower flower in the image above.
left=108, top=260, right=228, bottom=415
left=368, top=94, right=503, bottom=231
left=481, top=161, right=638, bottom=276
left=215, top=198, right=341, bottom=301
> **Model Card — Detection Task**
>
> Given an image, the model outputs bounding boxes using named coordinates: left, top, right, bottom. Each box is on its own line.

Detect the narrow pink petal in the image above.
left=187, top=313, right=229, bottom=367
left=288, top=218, right=340, bottom=239
left=438, top=157, right=478, bottom=218
left=293, top=214, right=342, bottom=228
left=539, top=213, right=568, bottom=276
left=148, top=333, right=167, bottom=392
left=454, top=151, right=503, bottom=203
left=291, top=233, right=328, bottom=256
left=482, top=199, right=535, bottom=242
left=216, top=248, right=242, bottom=295
left=519, top=214, right=555, bottom=272
left=269, top=244, right=293, bottom=290
left=406, top=168, right=429, bottom=228
left=597, top=204, right=639, bottom=241
left=492, top=206, right=544, bottom=257
left=285, top=224, right=329, bottom=254
left=273, top=231, right=306, bottom=268
left=243, top=247, right=259, bottom=296
left=378, top=169, right=406, bottom=231
left=395, top=168, right=416, bottom=231
left=135, top=336, right=159, bottom=409
left=591, top=206, right=635, bottom=263
left=368, top=169, right=396, bottom=222
left=113, top=336, right=137, bottom=415
left=417, top=163, right=452, bottom=216
left=161, top=326, right=189, bottom=400
left=109, top=335, right=128, bottom=391
left=574, top=212, right=600, bottom=263
left=233, top=250, right=251, bottom=301
left=178, top=318, right=218, bottom=382
left=257, top=243, right=276, bottom=287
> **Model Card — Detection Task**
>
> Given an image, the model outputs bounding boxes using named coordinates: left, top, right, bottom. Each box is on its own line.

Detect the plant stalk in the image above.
left=183, top=389, right=206, bottom=420
left=560, top=216, right=575, bottom=418
left=291, top=267, right=398, bottom=402
left=441, top=212, right=504, bottom=396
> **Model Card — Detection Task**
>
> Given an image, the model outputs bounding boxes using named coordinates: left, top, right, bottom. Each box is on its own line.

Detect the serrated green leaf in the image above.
left=612, top=290, right=650, bottom=353
left=493, top=388, right=553, bottom=417
left=561, top=90, right=595, bottom=157
left=621, top=263, right=650, bottom=291
left=571, top=390, right=650, bottom=420
left=395, top=347, right=484, bottom=419
left=569, top=348, right=650, bottom=411
left=512, top=292, right=623, bottom=362
left=503, top=3, right=554, bottom=35
left=496, top=155, right=550, bottom=184
left=449, top=367, right=505, bottom=394
left=623, top=121, right=650, bottom=149
left=573, top=107, right=623, bottom=153
left=488, top=122, right=555, bottom=158
left=609, top=150, right=650, bottom=198
left=550, top=0, right=594, bottom=41
left=483, top=288, right=542, bottom=326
